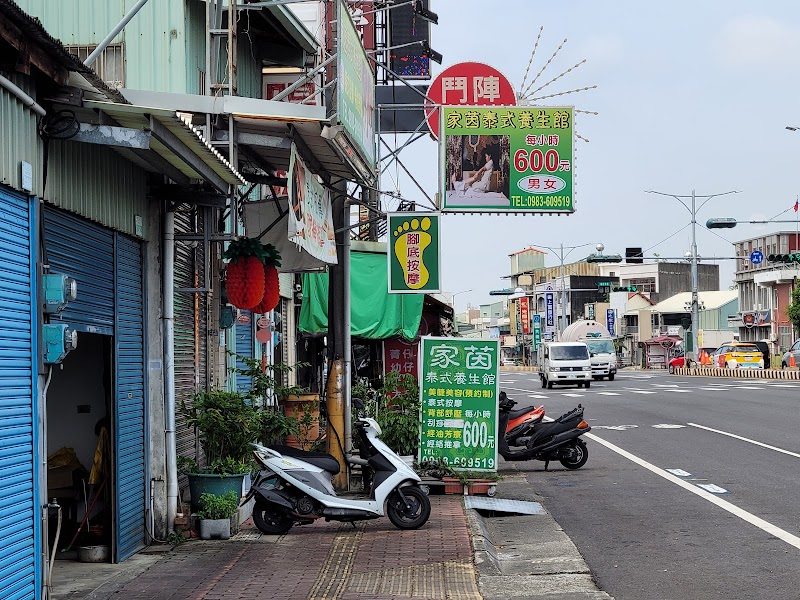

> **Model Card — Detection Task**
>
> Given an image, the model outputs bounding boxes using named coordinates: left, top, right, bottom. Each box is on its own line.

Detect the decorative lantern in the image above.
left=223, top=238, right=267, bottom=310
left=251, top=244, right=282, bottom=314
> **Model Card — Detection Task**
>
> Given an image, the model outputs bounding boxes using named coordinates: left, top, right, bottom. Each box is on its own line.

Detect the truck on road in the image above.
left=561, top=320, right=617, bottom=381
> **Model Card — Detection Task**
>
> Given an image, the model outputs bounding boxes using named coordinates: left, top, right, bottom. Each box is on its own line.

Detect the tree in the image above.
left=788, top=286, right=800, bottom=336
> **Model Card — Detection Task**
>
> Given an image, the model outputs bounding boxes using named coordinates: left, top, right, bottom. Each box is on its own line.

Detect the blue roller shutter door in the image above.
left=114, top=234, right=146, bottom=562
left=0, top=188, right=39, bottom=599
left=235, top=312, right=254, bottom=393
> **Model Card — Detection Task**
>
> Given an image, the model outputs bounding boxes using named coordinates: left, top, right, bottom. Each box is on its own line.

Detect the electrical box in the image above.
left=43, top=274, right=77, bottom=314
left=43, top=324, right=78, bottom=364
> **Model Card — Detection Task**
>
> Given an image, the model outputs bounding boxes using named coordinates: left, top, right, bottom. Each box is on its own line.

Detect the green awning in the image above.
left=299, top=250, right=423, bottom=341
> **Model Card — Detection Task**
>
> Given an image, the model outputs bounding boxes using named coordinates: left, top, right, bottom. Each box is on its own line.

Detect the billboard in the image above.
left=387, top=212, right=440, bottom=293
left=337, top=0, right=376, bottom=166
left=441, top=106, right=575, bottom=213
left=388, top=0, right=431, bottom=79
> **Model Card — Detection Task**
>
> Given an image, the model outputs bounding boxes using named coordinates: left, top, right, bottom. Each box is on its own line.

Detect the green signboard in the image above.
left=533, top=317, right=542, bottom=351
left=441, top=106, right=574, bottom=213
left=419, top=337, right=499, bottom=471
left=388, top=212, right=441, bottom=293
left=337, top=0, right=376, bottom=166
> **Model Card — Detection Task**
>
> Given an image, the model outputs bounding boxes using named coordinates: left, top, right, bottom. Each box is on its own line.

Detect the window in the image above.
left=550, top=345, right=589, bottom=360
left=64, top=44, right=125, bottom=88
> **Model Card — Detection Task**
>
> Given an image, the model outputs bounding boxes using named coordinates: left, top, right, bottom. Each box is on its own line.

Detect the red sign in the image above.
left=519, top=297, right=530, bottom=334
left=383, top=338, right=418, bottom=379
left=425, top=62, right=516, bottom=138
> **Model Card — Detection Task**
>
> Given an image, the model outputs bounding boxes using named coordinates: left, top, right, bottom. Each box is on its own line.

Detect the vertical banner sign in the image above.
left=519, top=297, right=530, bottom=334
left=587, top=303, right=595, bottom=320
left=545, top=291, right=555, bottom=327
left=441, top=106, right=574, bottom=213
left=288, top=145, right=338, bottom=263
left=383, top=339, right=419, bottom=379
left=388, top=212, right=440, bottom=293
left=419, top=338, right=499, bottom=471
left=337, top=0, right=376, bottom=166
left=606, top=309, right=616, bottom=336
left=532, top=314, right=542, bottom=351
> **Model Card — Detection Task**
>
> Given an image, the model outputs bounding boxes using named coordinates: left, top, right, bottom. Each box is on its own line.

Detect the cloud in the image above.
left=715, top=16, right=800, bottom=69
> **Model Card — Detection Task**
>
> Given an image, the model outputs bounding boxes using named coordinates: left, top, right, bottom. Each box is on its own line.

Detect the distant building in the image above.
left=597, top=262, right=720, bottom=304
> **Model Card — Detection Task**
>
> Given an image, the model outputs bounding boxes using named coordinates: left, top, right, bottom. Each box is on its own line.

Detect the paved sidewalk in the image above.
left=78, top=495, right=480, bottom=600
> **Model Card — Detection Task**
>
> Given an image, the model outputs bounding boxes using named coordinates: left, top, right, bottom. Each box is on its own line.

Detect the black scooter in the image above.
left=498, top=391, right=591, bottom=470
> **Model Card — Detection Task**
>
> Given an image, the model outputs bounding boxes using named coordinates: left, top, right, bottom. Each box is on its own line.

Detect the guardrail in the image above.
left=673, top=366, right=800, bottom=380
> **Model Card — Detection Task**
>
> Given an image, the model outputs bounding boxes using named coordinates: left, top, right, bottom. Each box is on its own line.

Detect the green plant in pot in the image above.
left=180, top=389, right=261, bottom=511
left=197, top=491, right=239, bottom=540
left=375, top=372, right=421, bottom=459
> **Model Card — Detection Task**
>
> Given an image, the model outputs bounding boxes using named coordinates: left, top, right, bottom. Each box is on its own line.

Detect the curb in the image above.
left=673, top=367, right=800, bottom=380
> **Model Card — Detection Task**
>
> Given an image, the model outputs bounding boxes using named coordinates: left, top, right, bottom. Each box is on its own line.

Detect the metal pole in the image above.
left=343, top=196, right=353, bottom=457
left=560, top=243, right=567, bottom=338
left=690, top=189, right=700, bottom=363
left=162, top=211, right=178, bottom=532
left=85, top=0, right=150, bottom=67
left=0, top=74, right=46, bottom=116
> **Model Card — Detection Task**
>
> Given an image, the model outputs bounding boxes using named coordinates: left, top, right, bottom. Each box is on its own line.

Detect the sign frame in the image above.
left=418, top=337, right=500, bottom=472
left=387, top=212, right=441, bottom=293
left=440, top=105, right=575, bottom=214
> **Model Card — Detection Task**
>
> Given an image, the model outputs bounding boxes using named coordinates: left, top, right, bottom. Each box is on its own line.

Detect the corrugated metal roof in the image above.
left=84, top=100, right=247, bottom=187
left=650, top=290, right=738, bottom=314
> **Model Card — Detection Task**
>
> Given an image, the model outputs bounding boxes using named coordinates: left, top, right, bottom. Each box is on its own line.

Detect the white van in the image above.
left=538, top=342, right=593, bottom=389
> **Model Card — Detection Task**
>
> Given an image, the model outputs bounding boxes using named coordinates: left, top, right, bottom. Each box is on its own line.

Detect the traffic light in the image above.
left=612, top=285, right=638, bottom=292
left=767, top=253, right=800, bottom=263
left=586, top=253, right=623, bottom=263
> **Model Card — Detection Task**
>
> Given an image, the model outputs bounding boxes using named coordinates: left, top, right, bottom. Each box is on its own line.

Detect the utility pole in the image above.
left=646, top=189, right=738, bottom=363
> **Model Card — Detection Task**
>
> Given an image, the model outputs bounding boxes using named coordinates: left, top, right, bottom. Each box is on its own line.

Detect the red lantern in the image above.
left=225, top=255, right=265, bottom=309
left=252, top=264, right=280, bottom=314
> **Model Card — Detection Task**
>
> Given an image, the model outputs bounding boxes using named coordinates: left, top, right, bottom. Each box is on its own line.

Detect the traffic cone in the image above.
left=791, top=353, right=797, bottom=369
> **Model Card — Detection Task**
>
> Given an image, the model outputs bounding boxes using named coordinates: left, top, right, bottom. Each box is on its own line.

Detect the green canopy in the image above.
left=299, top=250, right=423, bottom=341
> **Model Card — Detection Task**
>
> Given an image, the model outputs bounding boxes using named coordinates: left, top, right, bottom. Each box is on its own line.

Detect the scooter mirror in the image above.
left=353, top=397, right=365, bottom=410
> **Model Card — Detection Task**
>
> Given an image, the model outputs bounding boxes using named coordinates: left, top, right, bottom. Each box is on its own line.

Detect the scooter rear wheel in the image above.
left=386, top=486, right=431, bottom=530
left=559, top=439, right=588, bottom=470
left=253, top=500, right=293, bottom=535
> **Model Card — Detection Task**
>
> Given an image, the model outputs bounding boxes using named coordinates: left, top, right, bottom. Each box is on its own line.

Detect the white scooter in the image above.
left=244, top=403, right=431, bottom=534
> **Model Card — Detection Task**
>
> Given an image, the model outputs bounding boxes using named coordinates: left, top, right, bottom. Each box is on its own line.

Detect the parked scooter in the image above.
left=498, top=391, right=591, bottom=469
left=504, top=397, right=545, bottom=447
left=244, top=400, right=431, bottom=534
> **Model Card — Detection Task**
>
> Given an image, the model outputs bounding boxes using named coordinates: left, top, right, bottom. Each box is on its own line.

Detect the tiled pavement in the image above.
left=105, top=495, right=480, bottom=600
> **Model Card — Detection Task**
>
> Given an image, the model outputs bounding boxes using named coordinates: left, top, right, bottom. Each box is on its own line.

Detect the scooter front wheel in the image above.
left=386, top=486, right=431, bottom=530
left=559, top=439, right=588, bottom=470
left=253, top=500, right=293, bottom=535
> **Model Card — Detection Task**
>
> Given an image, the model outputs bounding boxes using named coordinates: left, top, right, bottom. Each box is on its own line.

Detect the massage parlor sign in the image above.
left=387, top=212, right=441, bottom=293
left=440, top=106, right=575, bottom=214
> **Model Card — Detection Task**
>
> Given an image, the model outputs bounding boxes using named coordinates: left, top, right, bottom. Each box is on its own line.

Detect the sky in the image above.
left=378, top=1, right=800, bottom=314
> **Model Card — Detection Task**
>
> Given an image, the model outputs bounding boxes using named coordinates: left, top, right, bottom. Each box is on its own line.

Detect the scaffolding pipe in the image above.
left=85, top=0, right=150, bottom=67
left=162, top=211, right=179, bottom=531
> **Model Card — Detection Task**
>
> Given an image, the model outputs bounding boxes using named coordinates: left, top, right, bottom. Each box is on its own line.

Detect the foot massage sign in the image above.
left=418, top=338, right=499, bottom=472
left=440, top=106, right=575, bottom=213
left=387, top=212, right=440, bottom=293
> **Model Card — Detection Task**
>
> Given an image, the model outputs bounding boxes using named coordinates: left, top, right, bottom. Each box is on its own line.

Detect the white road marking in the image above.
left=596, top=392, right=620, bottom=396
left=628, top=390, right=657, bottom=394
left=698, top=387, right=729, bottom=391
left=663, top=389, right=691, bottom=393
left=767, top=384, right=800, bottom=388
left=653, top=384, right=679, bottom=388
left=730, top=386, right=764, bottom=390
left=528, top=394, right=548, bottom=399
left=687, top=423, right=800, bottom=459
left=697, top=483, right=730, bottom=494
left=653, top=424, right=686, bottom=429
left=593, top=425, right=638, bottom=430
left=587, top=433, right=800, bottom=550
left=561, top=393, right=584, bottom=398
left=666, top=468, right=692, bottom=476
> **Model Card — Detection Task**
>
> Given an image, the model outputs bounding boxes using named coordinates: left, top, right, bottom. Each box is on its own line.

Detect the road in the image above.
left=498, top=369, right=800, bottom=600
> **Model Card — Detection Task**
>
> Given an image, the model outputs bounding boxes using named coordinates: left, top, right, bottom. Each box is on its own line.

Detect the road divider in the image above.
left=674, top=367, right=800, bottom=380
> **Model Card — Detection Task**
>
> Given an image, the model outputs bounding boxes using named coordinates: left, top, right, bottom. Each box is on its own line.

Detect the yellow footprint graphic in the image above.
left=393, top=217, right=432, bottom=289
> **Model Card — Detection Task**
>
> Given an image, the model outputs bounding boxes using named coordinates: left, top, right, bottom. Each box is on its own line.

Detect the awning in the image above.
left=299, top=250, right=424, bottom=341
left=82, top=100, right=247, bottom=192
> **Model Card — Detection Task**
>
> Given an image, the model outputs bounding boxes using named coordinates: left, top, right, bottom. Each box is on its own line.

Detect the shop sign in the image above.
left=519, top=297, right=530, bottom=334
left=545, top=291, right=555, bottom=327
left=419, top=338, right=499, bottom=472
left=383, top=338, right=418, bottom=379
left=288, top=145, right=338, bottom=264
left=424, top=62, right=516, bottom=139
left=387, top=212, right=440, bottom=293
left=336, top=0, right=376, bottom=165
left=441, top=106, right=574, bottom=213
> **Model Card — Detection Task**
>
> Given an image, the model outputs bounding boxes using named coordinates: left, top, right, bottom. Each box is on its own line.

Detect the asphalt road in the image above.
left=498, top=369, right=800, bottom=600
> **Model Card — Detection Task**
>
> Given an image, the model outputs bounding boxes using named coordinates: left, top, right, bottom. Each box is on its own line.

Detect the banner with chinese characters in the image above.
left=440, top=106, right=574, bottom=213
left=419, top=337, right=499, bottom=472
left=519, top=297, right=530, bottom=334
left=383, top=338, right=419, bottom=379
left=387, top=212, right=441, bottom=293
left=287, top=145, right=338, bottom=264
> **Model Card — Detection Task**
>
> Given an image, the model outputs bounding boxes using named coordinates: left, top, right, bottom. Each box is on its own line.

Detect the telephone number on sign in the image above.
left=450, top=457, right=495, bottom=469
left=510, top=195, right=572, bottom=208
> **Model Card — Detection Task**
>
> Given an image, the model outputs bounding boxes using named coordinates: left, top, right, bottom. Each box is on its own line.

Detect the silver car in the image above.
left=782, top=340, right=800, bottom=369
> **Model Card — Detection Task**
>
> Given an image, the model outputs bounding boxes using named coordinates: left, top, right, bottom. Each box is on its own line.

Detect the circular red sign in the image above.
left=425, top=62, right=517, bottom=139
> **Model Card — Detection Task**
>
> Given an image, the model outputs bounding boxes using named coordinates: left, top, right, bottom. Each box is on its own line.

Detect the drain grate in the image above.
left=465, top=497, right=546, bottom=517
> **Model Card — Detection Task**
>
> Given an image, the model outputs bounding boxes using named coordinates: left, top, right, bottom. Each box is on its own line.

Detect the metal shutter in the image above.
left=0, top=188, right=40, bottom=598
left=114, top=234, right=146, bottom=562
left=43, top=209, right=115, bottom=335
left=234, top=312, right=253, bottom=393
left=173, top=208, right=208, bottom=468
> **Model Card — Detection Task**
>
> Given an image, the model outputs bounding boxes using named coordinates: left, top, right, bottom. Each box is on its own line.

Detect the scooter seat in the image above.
left=508, top=405, right=543, bottom=420
left=268, top=445, right=341, bottom=475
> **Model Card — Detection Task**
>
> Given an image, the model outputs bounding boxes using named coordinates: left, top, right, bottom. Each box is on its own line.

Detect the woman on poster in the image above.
left=450, top=150, right=494, bottom=196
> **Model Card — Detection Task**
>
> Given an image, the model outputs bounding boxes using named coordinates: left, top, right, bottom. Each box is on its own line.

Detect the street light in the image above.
left=447, top=289, right=473, bottom=312
left=646, top=188, right=739, bottom=362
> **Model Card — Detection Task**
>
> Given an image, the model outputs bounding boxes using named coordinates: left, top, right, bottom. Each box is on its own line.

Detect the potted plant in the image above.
left=457, top=470, right=500, bottom=496
left=197, top=491, right=239, bottom=540
left=376, top=372, right=420, bottom=461
left=180, top=389, right=262, bottom=511
left=416, top=459, right=462, bottom=494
